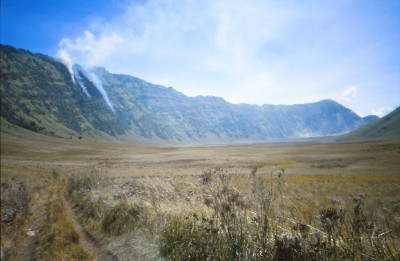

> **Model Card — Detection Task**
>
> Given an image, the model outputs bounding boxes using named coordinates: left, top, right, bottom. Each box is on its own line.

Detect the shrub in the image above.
left=157, top=166, right=400, bottom=260
left=159, top=214, right=251, bottom=261
left=318, top=207, right=346, bottom=235
left=66, top=172, right=102, bottom=196
left=101, top=201, right=143, bottom=236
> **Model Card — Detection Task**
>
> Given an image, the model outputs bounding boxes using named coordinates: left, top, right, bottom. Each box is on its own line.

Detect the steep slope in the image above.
left=0, top=45, right=129, bottom=138
left=335, top=108, right=400, bottom=142
left=0, top=45, right=379, bottom=144
left=98, top=68, right=378, bottom=142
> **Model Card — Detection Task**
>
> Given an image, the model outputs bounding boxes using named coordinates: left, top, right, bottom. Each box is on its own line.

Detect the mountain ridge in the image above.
left=0, top=44, right=379, bottom=144
left=335, top=107, right=400, bottom=142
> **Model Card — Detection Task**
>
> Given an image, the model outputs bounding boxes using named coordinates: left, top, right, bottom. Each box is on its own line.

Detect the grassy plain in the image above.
left=1, top=124, right=400, bottom=260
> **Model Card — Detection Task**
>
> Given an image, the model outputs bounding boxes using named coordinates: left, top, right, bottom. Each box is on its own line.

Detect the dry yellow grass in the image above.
left=256, top=161, right=294, bottom=167
left=1, top=126, right=400, bottom=259
left=288, top=176, right=400, bottom=182
left=26, top=176, right=94, bottom=260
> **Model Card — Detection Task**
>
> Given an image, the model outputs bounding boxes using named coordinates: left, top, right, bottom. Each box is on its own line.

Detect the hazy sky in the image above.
left=2, top=0, right=399, bottom=117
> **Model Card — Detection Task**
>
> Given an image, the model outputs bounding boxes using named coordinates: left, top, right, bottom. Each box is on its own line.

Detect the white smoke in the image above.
left=85, top=69, right=116, bottom=113
left=57, top=30, right=123, bottom=68
left=56, top=30, right=119, bottom=113
left=72, top=65, right=91, bottom=97
left=72, top=65, right=116, bottom=113
left=57, top=50, right=75, bottom=83
left=56, top=51, right=115, bottom=112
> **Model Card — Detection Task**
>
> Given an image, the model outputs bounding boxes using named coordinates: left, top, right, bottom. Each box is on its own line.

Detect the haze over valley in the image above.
left=1, top=44, right=380, bottom=145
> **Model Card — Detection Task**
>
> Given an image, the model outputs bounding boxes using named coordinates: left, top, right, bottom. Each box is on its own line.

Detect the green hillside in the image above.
left=99, top=69, right=379, bottom=142
left=0, top=45, right=128, bottom=138
left=336, top=108, right=400, bottom=142
left=0, top=44, right=380, bottom=144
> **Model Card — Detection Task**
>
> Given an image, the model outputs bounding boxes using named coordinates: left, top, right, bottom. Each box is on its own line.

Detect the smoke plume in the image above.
left=85, top=69, right=116, bottom=113
left=57, top=50, right=75, bottom=83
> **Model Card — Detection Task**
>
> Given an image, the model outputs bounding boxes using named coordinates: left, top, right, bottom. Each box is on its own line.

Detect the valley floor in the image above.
left=1, top=127, right=400, bottom=260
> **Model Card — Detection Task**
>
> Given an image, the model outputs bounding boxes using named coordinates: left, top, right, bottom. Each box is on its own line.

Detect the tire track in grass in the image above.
left=25, top=192, right=43, bottom=261
left=25, top=176, right=106, bottom=260
left=63, top=189, right=118, bottom=261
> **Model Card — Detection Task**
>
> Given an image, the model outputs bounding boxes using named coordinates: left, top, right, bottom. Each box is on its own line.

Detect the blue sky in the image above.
left=2, top=0, right=399, bottom=117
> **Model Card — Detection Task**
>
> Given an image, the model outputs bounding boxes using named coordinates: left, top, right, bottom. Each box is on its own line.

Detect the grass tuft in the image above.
left=101, top=201, right=143, bottom=236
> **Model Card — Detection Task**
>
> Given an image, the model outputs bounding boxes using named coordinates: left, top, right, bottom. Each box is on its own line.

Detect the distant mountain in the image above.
left=335, top=107, right=400, bottom=142
left=0, top=45, right=378, bottom=144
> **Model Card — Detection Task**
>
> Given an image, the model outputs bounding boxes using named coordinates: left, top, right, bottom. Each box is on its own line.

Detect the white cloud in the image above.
left=371, top=107, right=393, bottom=117
left=339, top=86, right=358, bottom=106
left=55, top=0, right=400, bottom=115
left=56, top=1, right=302, bottom=78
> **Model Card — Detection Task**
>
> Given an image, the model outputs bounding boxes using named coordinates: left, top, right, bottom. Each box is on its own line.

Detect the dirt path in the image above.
left=63, top=195, right=118, bottom=261
left=25, top=199, right=42, bottom=261
left=21, top=176, right=117, bottom=261
left=22, top=182, right=51, bottom=261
